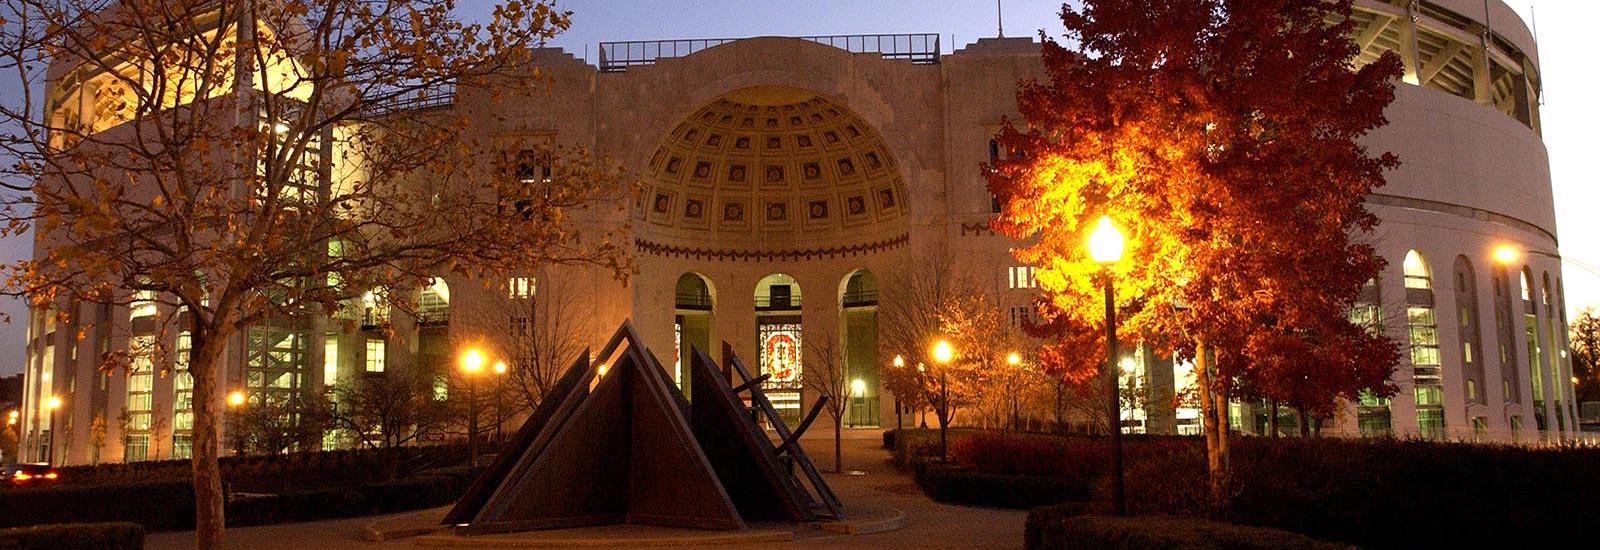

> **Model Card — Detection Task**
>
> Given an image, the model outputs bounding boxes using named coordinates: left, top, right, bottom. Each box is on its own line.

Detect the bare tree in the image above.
left=225, top=393, right=334, bottom=456
left=879, top=245, right=960, bottom=431
left=331, top=369, right=448, bottom=449
left=0, top=2, right=627, bottom=545
left=801, top=331, right=849, bottom=473
left=503, top=277, right=590, bottom=414
left=150, top=404, right=170, bottom=460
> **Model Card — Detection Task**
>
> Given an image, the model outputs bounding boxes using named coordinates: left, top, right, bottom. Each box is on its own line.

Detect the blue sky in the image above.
left=1, top=1, right=1592, bottom=374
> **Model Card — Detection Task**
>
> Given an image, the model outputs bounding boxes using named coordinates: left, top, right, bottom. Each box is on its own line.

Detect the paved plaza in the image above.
left=147, top=436, right=1026, bottom=550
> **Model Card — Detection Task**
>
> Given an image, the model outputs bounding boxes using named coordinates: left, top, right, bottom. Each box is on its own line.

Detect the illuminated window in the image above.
left=130, top=287, right=157, bottom=319
left=1403, top=250, right=1431, bottom=289
left=1008, top=266, right=1037, bottom=289
left=1407, top=307, right=1440, bottom=367
left=508, top=277, right=536, bottom=299
left=125, top=335, right=155, bottom=461
left=324, top=337, right=339, bottom=385
left=173, top=331, right=194, bottom=459
left=365, top=339, right=386, bottom=373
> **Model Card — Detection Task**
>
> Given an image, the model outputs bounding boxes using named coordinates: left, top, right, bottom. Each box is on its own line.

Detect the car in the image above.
left=3, top=463, right=59, bottom=485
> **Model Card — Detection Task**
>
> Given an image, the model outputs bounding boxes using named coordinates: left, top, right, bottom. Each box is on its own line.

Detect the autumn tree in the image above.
left=990, top=0, right=1402, bottom=509
left=0, top=1, right=628, bottom=547
left=1573, top=308, right=1600, bottom=404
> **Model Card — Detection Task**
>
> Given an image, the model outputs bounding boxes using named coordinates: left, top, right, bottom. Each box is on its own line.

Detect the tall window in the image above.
left=1522, top=268, right=1545, bottom=431
left=173, top=332, right=193, bottom=459
left=1404, top=250, right=1443, bottom=438
left=1453, top=257, right=1485, bottom=405
left=1351, top=277, right=1388, bottom=435
left=365, top=338, right=386, bottom=373
left=324, top=337, right=340, bottom=386
left=124, top=335, right=155, bottom=461
left=987, top=139, right=1004, bottom=213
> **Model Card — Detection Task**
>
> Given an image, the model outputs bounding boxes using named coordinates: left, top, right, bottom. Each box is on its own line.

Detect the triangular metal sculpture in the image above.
left=444, top=321, right=842, bottom=534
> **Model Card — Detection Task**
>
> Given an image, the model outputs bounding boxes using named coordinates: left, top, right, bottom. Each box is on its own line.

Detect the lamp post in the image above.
left=492, top=360, right=508, bottom=442
left=892, top=354, right=905, bottom=430
left=1088, top=214, right=1127, bottom=516
left=461, top=348, right=485, bottom=466
left=931, top=339, right=954, bottom=458
left=44, top=396, right=62, bottom=465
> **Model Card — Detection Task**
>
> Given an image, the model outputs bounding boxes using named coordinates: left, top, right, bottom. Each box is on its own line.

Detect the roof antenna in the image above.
left=997, top=0, right=1005, bottom=38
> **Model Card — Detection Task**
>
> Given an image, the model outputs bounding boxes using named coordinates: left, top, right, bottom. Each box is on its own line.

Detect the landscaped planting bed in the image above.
left=888, top=428, right=1600, bottom=548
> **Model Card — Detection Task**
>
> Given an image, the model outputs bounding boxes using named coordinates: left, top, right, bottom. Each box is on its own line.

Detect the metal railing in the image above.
left=598, top=33, right=940, bottom=72
left=361, top=81, right=458, bottom=116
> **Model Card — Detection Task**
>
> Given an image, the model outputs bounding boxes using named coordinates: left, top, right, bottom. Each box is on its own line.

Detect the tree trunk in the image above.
left=833, top=417, right=842, bottom=473
left=1195, top=339, right=1229, bottom=513
left=1269, top=399, right=1279, bottom=439
left=189, top=329, right=227, bottom=550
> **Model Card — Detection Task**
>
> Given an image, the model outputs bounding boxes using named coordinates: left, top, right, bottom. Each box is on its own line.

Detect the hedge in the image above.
left=914, top=462, right=1091, bottom=509
left=0, top=466, right=482, bottom=532
left=1026, top=513, right=1353, bottom=550
left=0, top=480, right=197, bottom=531
left=23, top=444, right=479, bottom=493
left=0, top=522, right=144, bottom=550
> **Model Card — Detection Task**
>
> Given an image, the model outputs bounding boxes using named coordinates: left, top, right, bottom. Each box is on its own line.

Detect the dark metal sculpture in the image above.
left=443, top=321, right=841, bottom=534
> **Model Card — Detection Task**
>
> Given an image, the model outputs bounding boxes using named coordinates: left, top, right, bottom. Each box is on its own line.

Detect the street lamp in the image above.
left=44, top=396, right=61, bottom=464
left=890, top=354, right=907, bottom=430
left=1088, top=214, right=1127, bottom=517
left=227, top=390, right=247, bottom=407
left=460, top=348, right=485, bottom=465
left=930, top=339, right=954, bottom=458
left=1007, top=352, right=1022, bottom=366
left=492, top=360, right=508, bottom=441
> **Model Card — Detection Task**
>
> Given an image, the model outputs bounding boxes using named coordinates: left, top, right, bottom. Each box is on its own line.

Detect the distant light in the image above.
left=1119, top=357, right=1137, bottom=374
left=1006, top=352, right=1022, bottom=366
left=492, top=361, right=508, bottom=375
left=892, top=355, right=905, bottom=368
left=44, top=396, right=62, bottom=410
left=272, top=122, right=291, bottom=134
left=596, top=363, right=610, bottom=378
left=1492, top=245, right=1519, bottom=265
left=851, top=379, right=867, bottom=396
left=1088, top=216, right=1125, bottom=265
left=227, top=390, right=246, bottom=407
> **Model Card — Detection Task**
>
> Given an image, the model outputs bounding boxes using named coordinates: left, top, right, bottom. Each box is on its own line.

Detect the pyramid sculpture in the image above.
left=444, top=321, right=839, bottom=535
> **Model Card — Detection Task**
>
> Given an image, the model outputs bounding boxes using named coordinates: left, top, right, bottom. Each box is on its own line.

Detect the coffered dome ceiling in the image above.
left=636, top=87, right=908, bottom=244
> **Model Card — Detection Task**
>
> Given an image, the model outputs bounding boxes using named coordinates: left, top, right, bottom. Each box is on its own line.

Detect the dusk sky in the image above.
left=0, top=1, right=1592, bottom=375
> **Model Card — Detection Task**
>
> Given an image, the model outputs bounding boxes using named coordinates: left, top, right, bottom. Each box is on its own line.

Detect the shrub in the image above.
left=1118, top=436, right=1600, bottom=548
left=0, top=522, right=144, bottom=550
left=1027, top=514, right=1352, bottom=550
left=949, top=432, right=1109, bottom=480
left=0, top=480, right=196, bottom=531
left=914, top=462, right=1091, bottom=509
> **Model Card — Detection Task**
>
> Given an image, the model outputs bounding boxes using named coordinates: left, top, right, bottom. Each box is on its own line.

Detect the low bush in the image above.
left=0, top=466, right=483, bottom=532
left=1026, top=514, right=1351, bottom=550
left=0, top=480, right=196, bottom=531
left=915, top=462, right=1091, bottom=509
left=0, top=522, right=144, bottom=550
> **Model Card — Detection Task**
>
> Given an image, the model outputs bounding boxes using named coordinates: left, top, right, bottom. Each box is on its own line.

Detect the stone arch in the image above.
left=838, top=268, right=880, bottom=428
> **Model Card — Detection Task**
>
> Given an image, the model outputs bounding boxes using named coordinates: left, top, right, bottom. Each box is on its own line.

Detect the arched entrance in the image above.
left=840, top=269, right=879, bottom=427
left=674, top=272, right=715, bottom=391
left=756, top=273, right=804, bottom=426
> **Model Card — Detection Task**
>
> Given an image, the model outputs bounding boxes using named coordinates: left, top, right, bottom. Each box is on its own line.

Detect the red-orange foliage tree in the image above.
left=989, top=0, right=1402, bottom=508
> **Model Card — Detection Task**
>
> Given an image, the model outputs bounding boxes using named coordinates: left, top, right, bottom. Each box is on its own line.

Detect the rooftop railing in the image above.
left=598, top=33, right=940, bottom=72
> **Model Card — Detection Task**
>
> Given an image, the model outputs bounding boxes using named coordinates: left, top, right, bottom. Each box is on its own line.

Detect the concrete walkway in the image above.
left=147, top=436, right=1026, bottom=550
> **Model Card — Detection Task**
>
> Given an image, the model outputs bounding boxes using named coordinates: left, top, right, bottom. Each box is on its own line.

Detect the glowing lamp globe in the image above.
left=45, top=396, right=62, bottom=410
left=1006, top=352, right=1022, bottom=366
left=932, top=340, right=955, bottom=364
left=227, top=390, right=247, bottom=407
left=851, top=379, right=867, bottom=396
left=461, top=349, right=485, bottom=373
left=892, top=355, right=905, bottom=368
left=493, top=361, right=508, bottom=375
left=1492, top=245, right=1519, bottom=265
left=1088, top=216, right=1125, bottom=265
